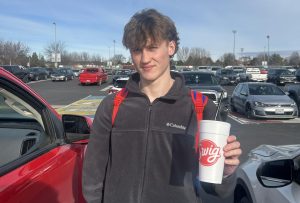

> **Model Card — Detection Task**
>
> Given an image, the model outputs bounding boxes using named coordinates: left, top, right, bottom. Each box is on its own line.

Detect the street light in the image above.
left=267, top=35, right=270, bottom=65
left=232, top=30, right=237, bottom=61
left=53, top=22, right=57, bottom=68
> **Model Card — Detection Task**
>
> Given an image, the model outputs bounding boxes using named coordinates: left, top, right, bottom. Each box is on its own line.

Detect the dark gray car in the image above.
left=181, top=71, right=229, bottom=121
left=230, top=82, right=298, bottom=119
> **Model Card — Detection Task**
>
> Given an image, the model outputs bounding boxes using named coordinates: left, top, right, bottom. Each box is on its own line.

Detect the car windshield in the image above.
left=54, top=69, right=66, bottom=74
left=115, top=80, right=128, bottom=88
left=85, top=68, right=98, bottom=73
left=183, top=73, right=219, bottom=85
left=249, top=84, right=285, bottom=95
left=280, top=70, right=293, bottom=75
left=115, top=70, right=131, bottom=75
left=221, top=69, right=234, bottom=74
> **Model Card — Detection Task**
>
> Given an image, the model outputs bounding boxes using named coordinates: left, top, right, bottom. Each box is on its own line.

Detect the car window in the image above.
left=0, top=87, right=46, bottom=167
left=248, top=84, right=285, bottom=95
left=240, top=84, right=248, bottom=95
left=114, top=79, right=128, bottom=88
left=183, top=73, right=218, bottom=85
left=85, top=68, right=99, bottom=73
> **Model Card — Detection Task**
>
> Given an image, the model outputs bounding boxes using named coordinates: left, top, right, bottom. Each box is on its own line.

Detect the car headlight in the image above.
left=254, top=101, right=266, bottom=107
left=291, top=102, right=297, bottom=107
left=218, top=91, right=227, bottom=99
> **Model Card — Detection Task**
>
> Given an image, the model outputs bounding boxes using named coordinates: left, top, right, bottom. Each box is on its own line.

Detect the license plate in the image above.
left=275, top=108, right=284, bottom=114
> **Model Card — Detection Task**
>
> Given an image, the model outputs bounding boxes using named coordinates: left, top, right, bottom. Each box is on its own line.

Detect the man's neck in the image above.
left=139, top=74, right=174, bottom=103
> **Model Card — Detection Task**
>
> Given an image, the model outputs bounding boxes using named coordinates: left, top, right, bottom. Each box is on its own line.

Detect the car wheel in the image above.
left=231, top=103, right=237, bottom=112
left=236, top=196, right=252, bottom=203
left=64, top=77, right=67, bottom=81
left=245, top=104, right=253, bottom=119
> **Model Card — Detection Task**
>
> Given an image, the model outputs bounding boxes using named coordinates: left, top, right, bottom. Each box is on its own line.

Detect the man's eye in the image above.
left=132, top=48, right=141, bottom=53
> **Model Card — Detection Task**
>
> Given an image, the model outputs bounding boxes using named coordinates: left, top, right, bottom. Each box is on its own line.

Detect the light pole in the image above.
left=232, top=30, right=237, bottom=62
left=266, top=35, right=270, bottom=65
left=53, top=22, right=57, bottom=68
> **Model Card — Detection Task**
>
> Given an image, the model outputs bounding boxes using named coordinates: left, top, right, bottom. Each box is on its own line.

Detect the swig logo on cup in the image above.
left=200, top=139, right=221, bottom=166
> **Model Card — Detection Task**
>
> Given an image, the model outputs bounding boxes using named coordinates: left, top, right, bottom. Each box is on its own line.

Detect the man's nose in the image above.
left=141, top=49, right=151, bottom=63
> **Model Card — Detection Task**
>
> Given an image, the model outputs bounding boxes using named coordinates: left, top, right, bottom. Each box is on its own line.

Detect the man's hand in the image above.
left=223, top=135, right=242, bottom=176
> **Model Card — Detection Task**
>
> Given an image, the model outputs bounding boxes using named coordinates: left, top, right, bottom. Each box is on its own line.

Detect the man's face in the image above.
left=130, top=39, right=175, bottom=83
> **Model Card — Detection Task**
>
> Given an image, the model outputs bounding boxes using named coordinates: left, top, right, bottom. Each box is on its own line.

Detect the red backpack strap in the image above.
left=190, top=90, right=208, bottom=153
left=112, top=88, right=128, bottom=126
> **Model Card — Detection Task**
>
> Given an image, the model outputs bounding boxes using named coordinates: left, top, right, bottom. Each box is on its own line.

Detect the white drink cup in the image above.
left=198, top=120, right=231, bottom=184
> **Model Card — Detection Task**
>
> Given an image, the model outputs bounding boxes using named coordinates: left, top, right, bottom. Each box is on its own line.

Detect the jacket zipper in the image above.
left=139, top=103, right=152, bottom=203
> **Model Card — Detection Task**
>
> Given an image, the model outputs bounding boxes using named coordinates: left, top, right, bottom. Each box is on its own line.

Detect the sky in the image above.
left=1, top=0, right=300, bottom=61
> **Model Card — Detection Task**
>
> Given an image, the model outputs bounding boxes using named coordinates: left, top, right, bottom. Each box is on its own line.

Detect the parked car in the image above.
left=295, top=69, right=300, bottom=82
left=0, top=67, right=92, bottom=202
left=286, top=83, right=300, bottom=113
left=51, top=68, right=74, bottom=81
left=232, top=68, right=250, bottom=82
left=210, top=66, right=222, bottom=75
left=112, top=69, right=133, bottom=84
left=108, top=77, right=129, bottom=94
left=28, top=67, right=49, bottom=81
left=230, top=82, right=298, bottom=119
left=73, top=69, right=81, bottom=77
left=215, top=68, right=240, bottom=85
left=245, top=67, right=267, bottom=82
left=267, top=68, right=297, bottom=85
left=46, top=67, right=56, bottom=76
left=234, top=144, right=300, bottom=203
left=181, top=71, right=229, bottom=121
left=1, top=65, right=30, bottom=83
left=79, top=67, right=108, bottom=85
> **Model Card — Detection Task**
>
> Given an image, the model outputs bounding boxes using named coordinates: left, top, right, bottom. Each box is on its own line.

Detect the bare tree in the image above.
left=0, top=40, right=30, bottom=65
left=220, top=53, right=235, bottom=67
left=176, top=47, right=190, bottom=62
left=289, top=52, right=300, bottom=66
left=44, top=41, right=66, bottom=62
left=185, top=47, right=211, bottom=66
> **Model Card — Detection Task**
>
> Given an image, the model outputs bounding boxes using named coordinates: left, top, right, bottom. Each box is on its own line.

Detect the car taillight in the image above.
left=260, top=70, right=268, bottom=74
left=108, top=89, right=118, bottom=94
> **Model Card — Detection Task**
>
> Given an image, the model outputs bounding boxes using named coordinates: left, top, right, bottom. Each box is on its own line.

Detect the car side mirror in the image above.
left=240, top=91, right=248, bottom=96
left=62, top=114, right=92, bottom=143
left=256, top=159, right=294, bottom=188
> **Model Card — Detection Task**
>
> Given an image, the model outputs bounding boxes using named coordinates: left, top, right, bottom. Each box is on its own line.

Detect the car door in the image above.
left=0, top=69, right=88, bottom=203
left=239, top=84, right=249, bottom=113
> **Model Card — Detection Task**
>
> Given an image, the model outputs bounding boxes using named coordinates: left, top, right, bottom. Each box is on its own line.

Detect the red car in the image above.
left=0, top=68, right=92, bottom=203
left=79, top=67, right=108, bottom=85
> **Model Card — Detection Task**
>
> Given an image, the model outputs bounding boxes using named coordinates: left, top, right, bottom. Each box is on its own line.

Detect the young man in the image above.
left=83, top=9, right=242, bottom=203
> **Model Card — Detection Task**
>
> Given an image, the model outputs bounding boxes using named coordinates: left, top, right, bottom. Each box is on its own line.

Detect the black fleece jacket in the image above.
left=83, top=72, right=236, bottom=203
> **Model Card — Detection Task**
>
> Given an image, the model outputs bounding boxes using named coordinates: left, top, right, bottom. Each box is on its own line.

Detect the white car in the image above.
left=246, top=67, right=267, bottom=82
left=108, top=77, right=129, bottom=94
left=234, top=144, right=300, bottom=203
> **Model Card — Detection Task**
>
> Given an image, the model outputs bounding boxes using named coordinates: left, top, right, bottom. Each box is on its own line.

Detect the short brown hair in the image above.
left=122, top=8, right=180, bottom=57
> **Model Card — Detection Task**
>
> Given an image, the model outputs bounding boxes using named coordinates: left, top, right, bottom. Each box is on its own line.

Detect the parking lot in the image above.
left=28, top=78, right=300, bottom=164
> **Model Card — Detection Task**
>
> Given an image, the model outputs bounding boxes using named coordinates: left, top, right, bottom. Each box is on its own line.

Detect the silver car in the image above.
left=234, top=144, right=300, bottom=203
left=230, top=82, right=298, bottom=119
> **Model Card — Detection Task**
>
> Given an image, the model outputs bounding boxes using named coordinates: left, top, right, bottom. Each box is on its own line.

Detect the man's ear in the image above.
left=168, top=41, right=176, bottom=56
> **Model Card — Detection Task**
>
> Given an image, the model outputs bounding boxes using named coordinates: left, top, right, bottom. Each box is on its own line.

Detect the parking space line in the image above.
left=100, top=86, right=112, bottom=91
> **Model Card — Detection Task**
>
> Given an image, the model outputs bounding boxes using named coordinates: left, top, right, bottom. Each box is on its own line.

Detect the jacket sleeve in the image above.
left=201, top=98, right=237, bottom=198
left=82, top=96, right=114, bottom=203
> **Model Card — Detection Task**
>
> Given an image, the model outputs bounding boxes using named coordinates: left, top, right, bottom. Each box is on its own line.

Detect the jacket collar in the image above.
left=126, top=71, right=188, bottom=101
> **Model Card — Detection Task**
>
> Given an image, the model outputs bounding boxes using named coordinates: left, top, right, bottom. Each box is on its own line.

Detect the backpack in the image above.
left=111, top=88, right=208, bottom=153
